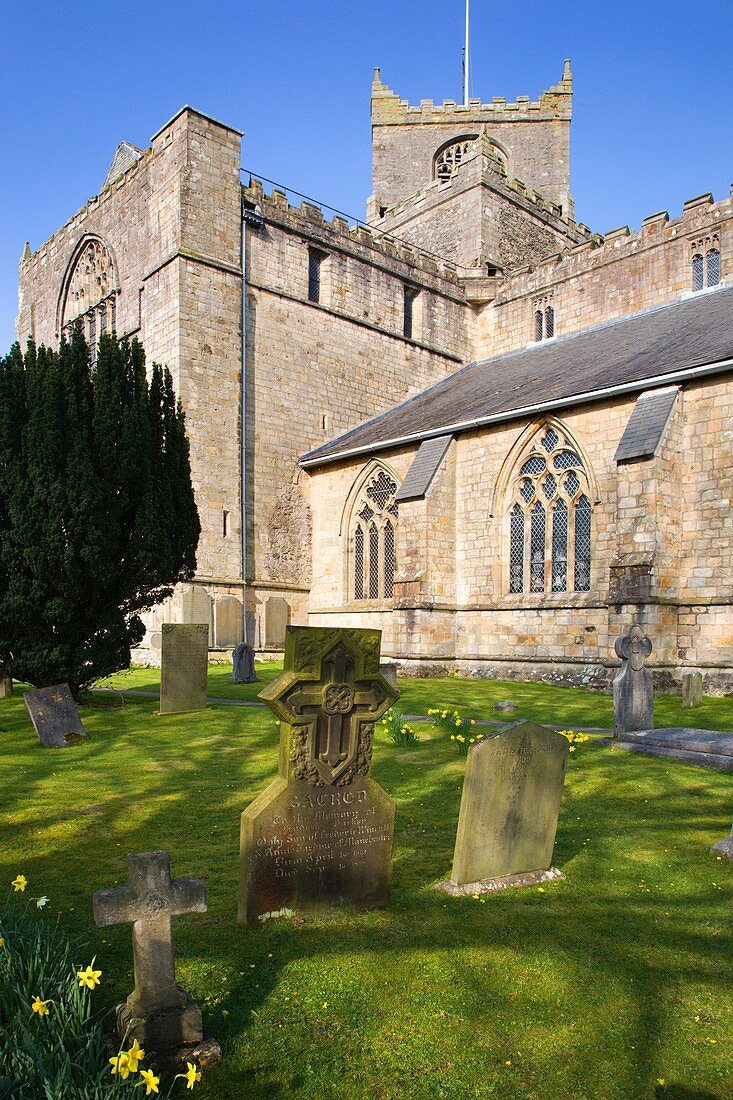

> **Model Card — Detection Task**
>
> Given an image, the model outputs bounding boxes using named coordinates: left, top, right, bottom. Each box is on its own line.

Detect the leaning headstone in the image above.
left=238, top=626, right=398, bottom=924
left=159, top=623, right=208, bottom=714
left=437, top=721, right=569, bottom=895
left=711, top=824, right=733, bottom=860
left=24, top=684, right=87, bottom=748
left=0, top=675, right=13, bottom=698
left=93, top=851, right=219, bottom=1065
left=613, top=624, right=653, bottom=733
left=682, top=671, right=703, bottom=708
left=231, top=641, right=257, bottom=684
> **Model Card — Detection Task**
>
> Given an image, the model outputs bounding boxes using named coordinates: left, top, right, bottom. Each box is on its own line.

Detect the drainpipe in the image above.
left=241, top=196, right=264, bottom=645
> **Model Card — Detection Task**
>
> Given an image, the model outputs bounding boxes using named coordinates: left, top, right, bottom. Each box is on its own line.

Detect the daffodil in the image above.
left=31, top=996, right=50, bottom=1016
left=0, top=936, right=5, bottom=948
left=140, top=1068, right=160, bottom=1094
left=76, top=963, right=102, bottom=990
left=183, top=1061, right=202, bottom=1090
left=11, top=874, right=27, bottom=892
left=126, top=1038, right=145, bottom=1071
left=35, top=896, right=49, bottom=909
left=109, top=1052, right=132, bottom=1079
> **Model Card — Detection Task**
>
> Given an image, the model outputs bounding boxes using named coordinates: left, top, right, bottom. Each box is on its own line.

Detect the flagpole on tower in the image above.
left=463, top=0, right=470, bottom=105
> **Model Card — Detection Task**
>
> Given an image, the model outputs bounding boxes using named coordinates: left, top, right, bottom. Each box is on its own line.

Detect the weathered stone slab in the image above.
left=263, top=596, right=290, bottom=649
left=448, top=721, right=569, bottom=886
left=436, top=865, right=566, bottom=896
left=214, top=596, right=242, bottom=649
left=160, top=623, right=208, bottom=714
left=239, top=626, right=398, bottom=924
left=0, top=675, right=13, bottom=698
left=682, top=671, right=703, bottom=707
left=711, top=826, right=733, bottom=859
left=93, top=851, right=215, bottom=1059
left=231, top=641, right=257, bottom=683
left=615, top=727, right=733, bottom=773
left=613, top=624, right=653, bottom=733
left=24, top=684, right=87, bottom=747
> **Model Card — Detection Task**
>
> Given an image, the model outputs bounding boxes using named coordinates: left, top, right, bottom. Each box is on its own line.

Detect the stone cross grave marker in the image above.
left=438, top=721, right=569, bottom=895
left=93, top=851, right=207, bottom=1052
left=613, top=624, right=653, bottom=733
left=24, top=684, right=87, bottom=747
left=159, top=623, right=209, bottom=714
left=711, top=823, right=733, bottom=860
left=238, top=626, right=398, bottom=924
left=231, top=641, right=257, bottom=683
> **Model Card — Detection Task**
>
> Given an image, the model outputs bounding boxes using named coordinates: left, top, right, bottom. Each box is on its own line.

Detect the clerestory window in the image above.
left=507, top=426, right=591, bottom=595
left=691, top=235, right=721, bottom=291
left=350, top=468, right=399, bottom=601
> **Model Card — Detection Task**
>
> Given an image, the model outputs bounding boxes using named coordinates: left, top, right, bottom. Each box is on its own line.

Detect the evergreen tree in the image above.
left=0, top=329, right=200, bottom=694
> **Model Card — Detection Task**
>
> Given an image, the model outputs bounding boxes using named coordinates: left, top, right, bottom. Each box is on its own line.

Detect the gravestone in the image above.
left=24, top=684, right=87, bottom=747
left=437, top=721, right=569, bottom=895
left=231, top=641, right=257, bottom=683
left=238, top=626, right=398, bottom=924
left=93, top=851, right=218, bottom=1063
left=379, top=662, right=397, bottom=688
left=263, top=596, right=290, bottom=649
left=682, top=671, right=703, bottom=708
left=180, top=584, right=212, bottom=645
left=711, top=824, right=733, bottom=860
left=160, top=624, right=208, bottom=714
left=0, top=675, right=12, bottom=698
left=613, top=624, right=653, bottom=733
left=214, top=597, right=242, bottom=649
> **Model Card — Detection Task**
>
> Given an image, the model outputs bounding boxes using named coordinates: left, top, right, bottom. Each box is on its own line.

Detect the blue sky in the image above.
left=1, top=0, right=731, bottom=350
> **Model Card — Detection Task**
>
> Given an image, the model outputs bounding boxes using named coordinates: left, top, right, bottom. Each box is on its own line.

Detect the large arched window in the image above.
left=507, top=425, right=592, bottom=595
left=57, top=236, right=119, bottom=364
left=350, top=467, right=399, bottom=601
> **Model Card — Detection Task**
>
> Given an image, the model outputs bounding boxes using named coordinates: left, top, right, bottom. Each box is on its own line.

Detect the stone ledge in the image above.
left=434, top=866, right=565, bottom=896
left=614, top=727, right=733, bottom=772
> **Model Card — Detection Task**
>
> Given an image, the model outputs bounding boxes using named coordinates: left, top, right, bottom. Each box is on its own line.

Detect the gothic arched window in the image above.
left=691, top=235, right=721, bottom=291
left=58, top=236, right=119, bottom=364
left=351, top=468, right=399, bottom=601
left=433, top=135, right=479, bottom=182
left=507, top=425, right=592, bottom=595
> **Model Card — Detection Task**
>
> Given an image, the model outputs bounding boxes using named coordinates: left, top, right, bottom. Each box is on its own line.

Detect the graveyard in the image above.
left=1, top=656, right=732, bottom=1099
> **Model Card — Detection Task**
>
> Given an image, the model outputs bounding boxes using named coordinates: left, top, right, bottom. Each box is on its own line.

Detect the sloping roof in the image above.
left=394, top=435, right=454, bottom=502
left=301, top=285, right=733, bottom=468
left=614, top=387, right=679, bottom=463
left=102, top=142, right=144, bottom=190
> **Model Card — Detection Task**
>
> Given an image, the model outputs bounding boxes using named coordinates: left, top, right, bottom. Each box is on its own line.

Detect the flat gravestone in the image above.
left=613, top=624, right=653, bottom=733
left=160, top=624, right=209, bottom=714
left=711, top=823, right=733, bottom=860
left=238, top=626, right=398, bottom=924
left=214, top=596, right=242, bottom=649
left=438, top=721, right=569, bottom=895
left=24, top=684, right=87, bottom=748
left=682, top=671, right=703, bottom=708
left=264, top=596, right=290, bottom=650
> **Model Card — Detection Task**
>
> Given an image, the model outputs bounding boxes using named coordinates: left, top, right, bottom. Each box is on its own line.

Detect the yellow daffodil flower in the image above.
left=76, top=964, right=102, bottom=990
left=0, top=936, right=5, bottom=948
left=12, top=874, right=27, bottom=892
left=183, top=1062, right=202, bottom=1090
left=140, top=1068, right=160, bottom=1094
left=109, top=1052, right=131, bottom=1079
left=126, top=1038, right=145, bottom=1071
left=321, top=1001, right=329, bottom=1009
left=31, top=996, right=50, bottom=1015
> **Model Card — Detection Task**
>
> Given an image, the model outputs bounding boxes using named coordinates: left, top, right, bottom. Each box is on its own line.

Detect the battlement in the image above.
left=371, top=61, right=573, bottom=124
left=242, top=177, right=462, bottom=287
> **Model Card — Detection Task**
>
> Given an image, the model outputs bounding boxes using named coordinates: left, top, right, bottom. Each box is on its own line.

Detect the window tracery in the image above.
left=350, top=468, right=399, bottom=601
left=434, top=136, right=478, bottom=182
left=60, top=237, right=118, bottom=363
left=690, top=234, right=721, bottom=291
left=507, top=426, right=591, bottom=595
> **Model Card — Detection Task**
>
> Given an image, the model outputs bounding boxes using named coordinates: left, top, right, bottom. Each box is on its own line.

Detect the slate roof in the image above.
left=394, top=435, right=454, bottom=502
left=614, top=387, right=679, bottom=463
left=301, top=285, right=733, bottom=467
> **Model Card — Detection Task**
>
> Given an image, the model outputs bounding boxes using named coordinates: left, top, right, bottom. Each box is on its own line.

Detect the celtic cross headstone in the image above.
left=238, top=626, right=398, bottom=924
left=613, top=624, right=654, bottom=733
left=93, top=851, right=207, bottom=1051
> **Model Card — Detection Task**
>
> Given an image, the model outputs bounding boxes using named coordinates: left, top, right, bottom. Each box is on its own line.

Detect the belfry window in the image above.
left=507, top=426, right=592, bottom=595
left=433, top=136, right=479, bottom=182
left=351, top=468, right=399, bottom=601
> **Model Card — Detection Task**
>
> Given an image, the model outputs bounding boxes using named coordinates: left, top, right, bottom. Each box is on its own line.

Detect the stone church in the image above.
left=16, top=63, right=733, bottom=689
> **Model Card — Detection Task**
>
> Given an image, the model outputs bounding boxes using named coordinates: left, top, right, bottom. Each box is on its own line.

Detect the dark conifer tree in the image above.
left=0, top=329, right=200, bottom=694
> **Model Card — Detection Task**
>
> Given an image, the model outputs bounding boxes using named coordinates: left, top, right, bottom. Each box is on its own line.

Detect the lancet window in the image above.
left=350, top=468, right=399, bottom=601
left=507, top=426, right=592, bottom=595
left=691, top=234, right=721, bottom=291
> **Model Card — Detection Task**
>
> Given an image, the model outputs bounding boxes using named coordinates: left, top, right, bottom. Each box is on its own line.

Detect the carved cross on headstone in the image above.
left=93, top=851, right=207, bottom=1049
left=268, top=640, right=391, bottom=784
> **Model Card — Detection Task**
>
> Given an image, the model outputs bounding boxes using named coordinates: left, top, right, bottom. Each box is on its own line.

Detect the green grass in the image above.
left=98, top=661, right=733, bottom=733
left=1, top=683, right=731, bottom=1099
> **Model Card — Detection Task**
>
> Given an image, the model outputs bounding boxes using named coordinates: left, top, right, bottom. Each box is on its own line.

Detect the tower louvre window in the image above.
left=506, top=425, right=593, bottom=596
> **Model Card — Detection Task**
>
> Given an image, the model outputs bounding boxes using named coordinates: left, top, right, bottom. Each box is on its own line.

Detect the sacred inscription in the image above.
left=160, top=623, right=208, bottom=714
left=238, top=626, right=398, bottom=924
left=450, top=721, right=569, bottom=886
